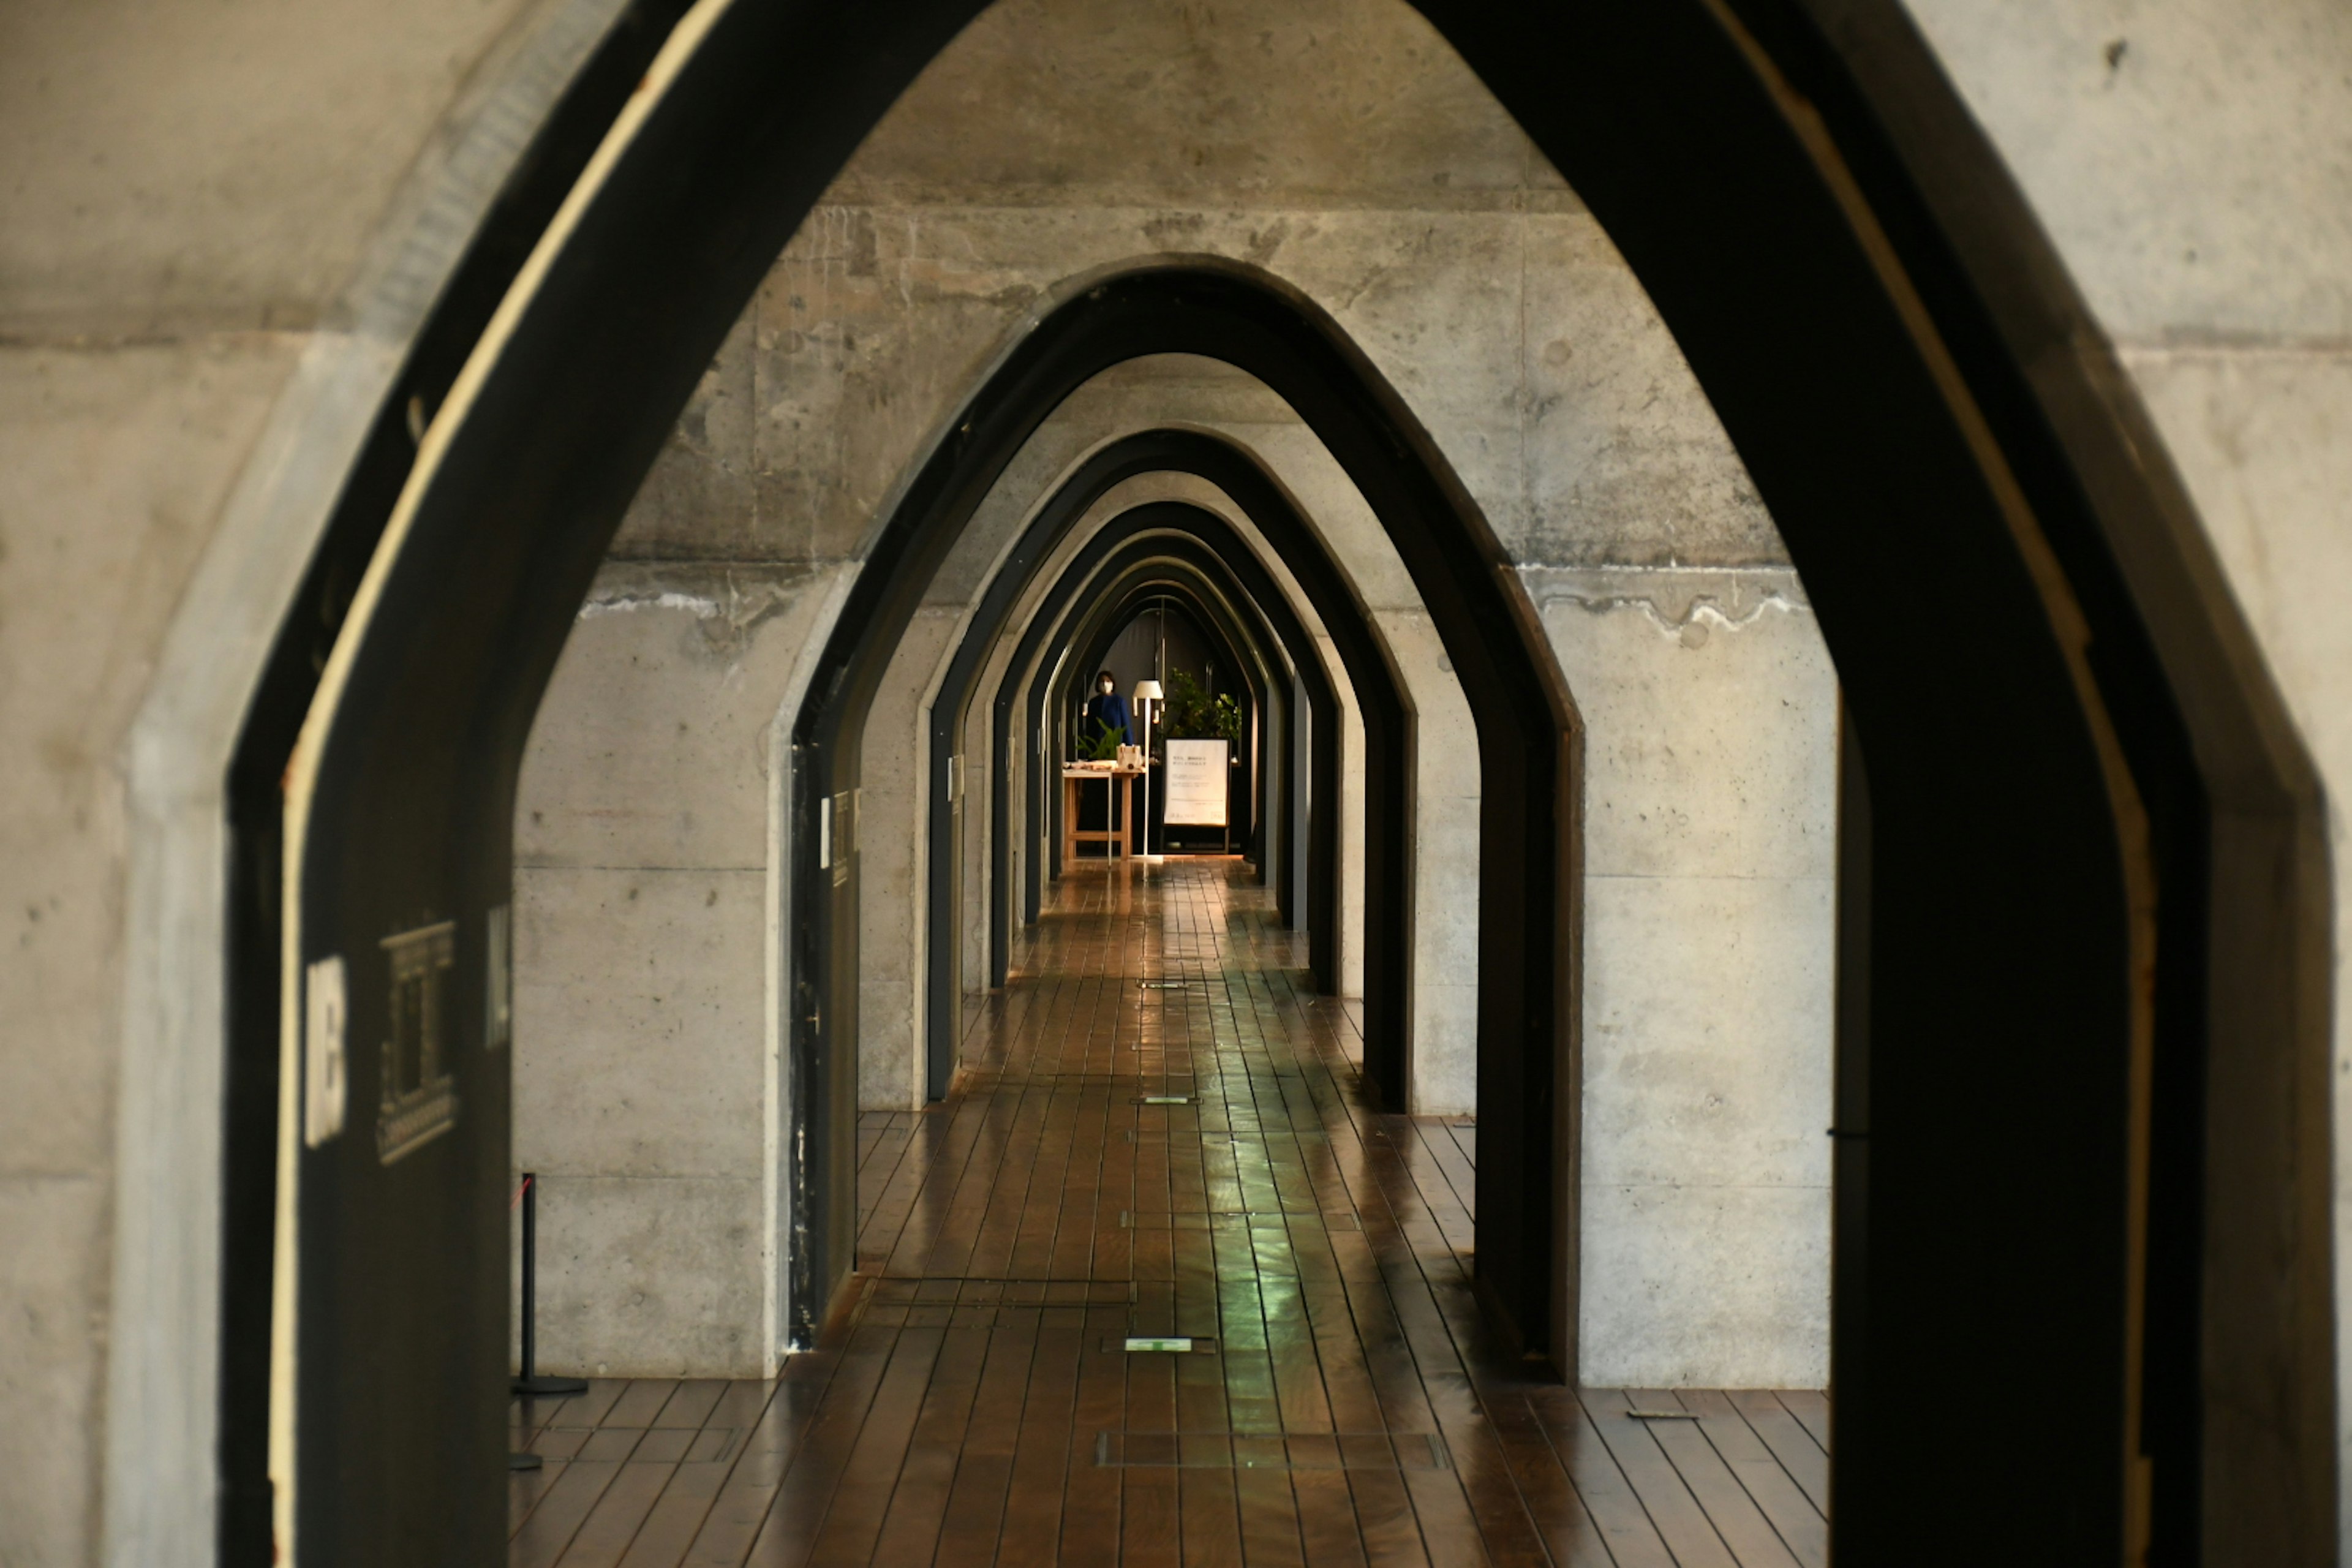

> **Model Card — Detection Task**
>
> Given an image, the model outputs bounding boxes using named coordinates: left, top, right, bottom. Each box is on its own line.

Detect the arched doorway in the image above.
left=776, top=264, right=1574, bottom=1376
left=931, top=466, right=1409, bottom=1085
left=226, top=2, right=2332, bottom=1560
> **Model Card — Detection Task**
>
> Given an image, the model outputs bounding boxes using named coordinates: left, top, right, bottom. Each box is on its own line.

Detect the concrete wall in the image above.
left=1896, top=0, right=2352, bottom=1541
left=1532, top=568, right=1838, bottom=1387
left=510, top=563, right=834, bottom=1376
left=858, top=608, right=962, bottom=1110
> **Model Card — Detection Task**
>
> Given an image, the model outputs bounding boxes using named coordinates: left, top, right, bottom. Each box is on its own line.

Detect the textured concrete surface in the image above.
left=514, top=869, right=767, bottom=1178
left=616, top=203, right=1762, bottom=576
left=516, top=563, right=821, bottom=871
left=1534, top=570, right=1838, bottom=1385
left=1902, top=0, right=2352, bottom=1534
left=859, top=608, right=960, bottom=1111
left=511, top=568, right=833, bottom=1376
left=1904, top=0, right=2352, bottom=344
left=0, top=335, right=303, bottom=1567
left=1374, top=609, right=1483, bottom=1115
left=0, top=1176, right=112, bottom=1568
left=510, top=1172, right=766, bottom=1378
left=0, top=0, right=584, bottom=1555
left=0, top=0, right=546, bottom=336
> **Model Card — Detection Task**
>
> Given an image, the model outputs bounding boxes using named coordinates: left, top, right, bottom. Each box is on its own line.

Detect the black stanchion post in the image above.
left=512, top=1172, right=588, bottom=1400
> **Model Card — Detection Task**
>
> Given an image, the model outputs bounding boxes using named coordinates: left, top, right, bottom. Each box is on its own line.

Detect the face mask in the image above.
left=1100, top=680, right=1114, bottom=694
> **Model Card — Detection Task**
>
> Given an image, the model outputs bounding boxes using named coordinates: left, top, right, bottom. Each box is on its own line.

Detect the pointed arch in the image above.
left=921, top=437, right=1414, bottom=1056
left=917, top=435, right=1415, bottom=1090
left=217, top=1, right=2334, bottom=1555
left=1044, top=552, right=1282, bottom=870
left=927, top=508, right=1322, bottom=1093
left=783, top=264, right=1572, bottom=1374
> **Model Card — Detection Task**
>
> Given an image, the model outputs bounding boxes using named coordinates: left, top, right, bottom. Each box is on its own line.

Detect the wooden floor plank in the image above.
left=655, top=1380, right=730, bottom=1431
left=1630, top=1389, right=1802, bottom=1568
left=512, top=1460, right=625, bottom=1568
left=1057, top=1303, right=1131, bottom=1562
left=606, top=1381, right=682, bottom=1430
left=1477, top=1394, right=1616, bottom=1568
left=674, top=1353, right=846, bottom=1567
left=862, top=1324, right=990, bottom=1566
left=1174, top=1317, right=1246, bottom=1568
left=990, top=1324, right=1086, bottom=1563
left=1775, top=1390, right=1832, bottom=1452
left=929, top=1325, right=1039, bottom=1568
left=1727, top=1389, right=1830, bottom=1515
left=1119, top=1336, right=1184, bottom=1568
left=733, top=1325, right=901, bottom=1567
left=556, top=1458, right=678, bottom=1568
left=511, top=1459, right=567, bottom=1537
left=800, top=1329, right=947, bottom=1566
left=614, top=1461, right=733, bottom=1568
left=1579, top=1388, right=1741, bottom=1568
left=1523, top=1389, right=1681, bottom=1568
left=514, top=862, right=1830, bottom=1568
left=1681, top=1389, right=1827, bottom=1568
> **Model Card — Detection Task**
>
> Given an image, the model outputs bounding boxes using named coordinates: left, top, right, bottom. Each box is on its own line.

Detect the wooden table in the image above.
left=1061, top=765, right=1145, bottom=863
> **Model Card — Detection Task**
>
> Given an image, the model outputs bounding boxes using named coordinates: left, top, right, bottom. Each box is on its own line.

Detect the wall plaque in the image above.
left=376, top=920, right=458, bottom=1164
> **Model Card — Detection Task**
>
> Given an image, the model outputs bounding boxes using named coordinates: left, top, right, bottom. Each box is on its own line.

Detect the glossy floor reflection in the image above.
left=510, top=859, right=1828, bottom=1566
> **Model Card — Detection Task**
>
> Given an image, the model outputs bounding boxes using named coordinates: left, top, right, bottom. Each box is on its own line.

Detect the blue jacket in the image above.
left=1082, top=692, right=1133, bottom=746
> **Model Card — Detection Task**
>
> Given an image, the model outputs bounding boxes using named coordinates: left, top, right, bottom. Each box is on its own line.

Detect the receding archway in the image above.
left=921, top=444, right=1411, bottom=1097
left=1050, top=570, right=1273, bottom=861
left=780, top=266, right=1574, bottom=1382
left=951, top=469, right=1415, bottom=1071
left=973, top=432, right=1425, bottom=1015
left=230, top=2, right=2333, bottom=1559
left=1046, top=564, right=1276, bottom=870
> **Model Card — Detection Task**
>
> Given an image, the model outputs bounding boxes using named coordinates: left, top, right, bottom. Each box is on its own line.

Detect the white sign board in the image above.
left=1163, top=739, right=1229, bottom=826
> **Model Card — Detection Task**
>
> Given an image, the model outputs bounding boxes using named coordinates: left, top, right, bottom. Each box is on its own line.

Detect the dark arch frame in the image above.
left=785, top=266, right=1570, bottom=1383
left=1050, top=569, right=1272, bottom=865
left=1001, top=503, right=1401, bottom=1114
left=994, top=502, right=1341, bottom=975
left=1046, top=559, right=1275, bottom=873
left=233, top=2, right=2334, bottom=1561
left=922, top=434, right=1412, bottom=1094
left=982, top=435, right=1419, bottom=1023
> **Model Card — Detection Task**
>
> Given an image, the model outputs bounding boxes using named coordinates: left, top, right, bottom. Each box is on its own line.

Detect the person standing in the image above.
left=1082, top=669, right=1132, bottom=750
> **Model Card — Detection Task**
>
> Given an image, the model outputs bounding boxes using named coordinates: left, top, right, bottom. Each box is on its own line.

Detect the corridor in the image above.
left=505, top=862, right=1827, bottom=1566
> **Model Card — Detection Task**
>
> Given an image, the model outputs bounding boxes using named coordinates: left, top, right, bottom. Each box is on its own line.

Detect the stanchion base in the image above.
left=511, top=1374, right=590, bottom=1398
left=508, top=1451, right=543, bottom=1471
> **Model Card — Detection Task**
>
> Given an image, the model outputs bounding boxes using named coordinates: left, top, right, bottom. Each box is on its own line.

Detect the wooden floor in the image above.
left=510, top=859, right=1829, bottom=1566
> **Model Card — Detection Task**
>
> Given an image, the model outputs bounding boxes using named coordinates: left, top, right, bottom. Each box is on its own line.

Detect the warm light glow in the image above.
left=1131, top=679, right=1163, bottom=703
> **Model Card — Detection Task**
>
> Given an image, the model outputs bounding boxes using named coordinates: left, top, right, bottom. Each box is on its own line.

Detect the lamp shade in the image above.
left=1131, top=679, right=1163, bottom=703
